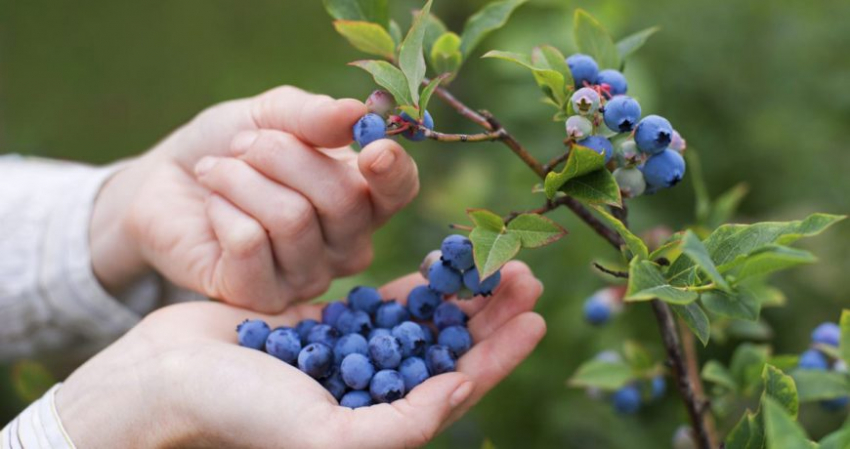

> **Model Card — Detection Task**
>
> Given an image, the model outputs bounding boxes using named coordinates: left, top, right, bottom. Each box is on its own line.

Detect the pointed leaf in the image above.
left=422, top=12, right=448, bottom=56
left=429, top=32, right=462, bottom=80
left=732, top=245, right=817, bottom=281
left=706, top=183, right=749, bottom=229
left=531, top=45, right=573, bottom=87
left=389, top=20, right=403, bottom=46
left=398, top=0, right=433, bottom=104
left=701, top=288, right=761, bottom=321
left=506, top=213, right=568, bottom=248
left=762, top=364, right=799, bottom=418
left=544, top=145, right=606, bottom=198
left=725, top=410, right=759, bottom=449
left=467, top=208, right=505, bottom=233
left=482, top=50, right=566, bottom=102
left=562, top=168, right=623, bottom=207
left=323, top=0, right=389, bottom=29
left=792, top=370, right=850, bottom=402
left=731, top=343, right=770, bottom=395
left=460, top=0, right=528, bottom=57
left=820, top=428, right=850, bottom=449
left=671, top=303, right=711, bottom=346
left=702, top=360, right=738, bottom=391
left=616, top=26, right=660, bottom=60
left=591, top=207, right=648, bottom=260
left=568, top=359, right=634, bottom=391
left=333, top=21, right=396, bottom=60
left=349, top=60, right=413, bottom=105
left=573, top=9, right=620, bottom=69
left=626, top=258, right=698, bottom=304
left=470, top=227, right=521, bottom=280
left=762, top=397, right=814, bottom=449
left=419, top=73, right=449, bottom=119
left=681, top=230, right=730, bottom=291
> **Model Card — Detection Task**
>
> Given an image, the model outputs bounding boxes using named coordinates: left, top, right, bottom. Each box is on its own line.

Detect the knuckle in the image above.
left=334, top=242, right=374, bottom=276
left=223, top=220, right=267, bottom=258
left=268, top=196, right=316, bottom=240
left=296, top=272, right=332, bottom=301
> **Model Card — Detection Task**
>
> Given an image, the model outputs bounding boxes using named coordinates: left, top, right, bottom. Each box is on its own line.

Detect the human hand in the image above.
left=90, top=86, right=420, bottom=312
left=56, top=262, right=546, bottom=448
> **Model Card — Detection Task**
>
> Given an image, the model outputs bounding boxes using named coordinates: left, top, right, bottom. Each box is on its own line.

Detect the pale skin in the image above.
left=57, top=86, right=547, bottom=447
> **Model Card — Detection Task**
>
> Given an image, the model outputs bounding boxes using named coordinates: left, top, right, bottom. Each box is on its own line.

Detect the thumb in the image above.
left=358, top=139, right=420, bottom=224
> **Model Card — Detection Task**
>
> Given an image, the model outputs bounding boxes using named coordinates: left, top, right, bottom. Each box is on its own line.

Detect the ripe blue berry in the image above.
left=419, top=249, right=443, bottom=279
left=651, top=376, right=667, bottom=400
left=811, top=322, right=841, bottom=347
left=433, top=302, right=468, bottom=330
left=596, top=69, right=628, bottom=97
left=333, top=333, right=369, bottom=364
left=634, top=115, right=673, bottom=154
left=322, top=302, right=349, bottom=328
left=583, top=295, right=613, bottom=325
left=368, top=334, right=403, bottom=369
left=370, top=369, right=406, bottom=403
left=365, top=90, right=395, bottom=116
left=340, top=390, right=373, bottom=408
left=420, top=324, right=435, bottom=346
left=407, top=285, right=442, bottom=320
left=438, top=325, right=473, bottom=357
left=368, top=327, right=392, bottom=341
left=400, top=110, right=434, bottom=142
left=441, top=234, right=474, bottom=271
left=353, top=113, right=387, bottom=148
left=612, top=385, right=642, bottom=414
left=603, top=96, right=641, bottom=133
left=570, top=87, right=601, bottom=116
left=392, top=321, right=427, bottom=358
left=399, top=357, right=430, bottom=391
left=347, top=286, right=382, bottom=315
left=236, top=319, right=271, bottom=350
left=425, top=345, right=457, bottom=375
left=462, top=268, right=501, bottom=296
left=577, top=135, right=614, bottom=163
left=341, top=353, right=376, bottom=390
left=307, top=324, right=341, bottom=348
left=798, top=349, right=829, bottom=370
left=566, top=54, right=599, bottom=88
left=294, top=319, right=318, bottom=345
left=336, top=309, right=373, bottom=336
left=374, top=300, right=411, bottom=329
left=297, top=343, right=334, bottom=379
left=566, top=115, right=593, bottom=140
left=321, top=369, right=347, bottom=401
left=642, top=149, right=686, bottom=189
left=613, top=167, right=647, bottom=198
left=428, top=261, right=463, bottom=295
left=265, top=327, right=302, bottom=364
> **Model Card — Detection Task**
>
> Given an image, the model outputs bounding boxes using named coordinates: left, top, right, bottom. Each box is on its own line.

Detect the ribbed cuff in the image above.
left=1, top=384, right=75, bottom=449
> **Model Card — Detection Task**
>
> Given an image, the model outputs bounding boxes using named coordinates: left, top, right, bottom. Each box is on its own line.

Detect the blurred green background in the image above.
left=2, top=0, right=848, bottom=446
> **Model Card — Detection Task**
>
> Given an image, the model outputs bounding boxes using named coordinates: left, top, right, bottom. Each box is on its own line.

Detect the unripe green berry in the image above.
left=565, top=115, right=593, bottom=140
left=570, top=87, right=600, bottom=116
left=614, top=167, right=647, bottom=198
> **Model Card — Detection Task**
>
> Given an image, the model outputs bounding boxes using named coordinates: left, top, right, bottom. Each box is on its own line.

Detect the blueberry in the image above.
left=365, top=90, right=395, bottom=116
left=236, top=319, right=271, bottom=350
left=368, top=327, right=392, bottom=341
left=370, top=369, right=406, bottom=403
left=374, top=300, right=411, bottom=329
left=265, top=327, right=302, bottom=364
left=602, top=96, right=641, bottom=133
left=811, top=322, right=841, bottom=347
left=651, top=376, right=666, bottom=400
left=613, top=167, right=647, bottom=198
left=641, top=149, right=686, bottom=189
left=798, top=349, right=829, bottom=370
left=333, top=333, right=369, bottom=364
left=322, top=302, right=349, bottom=328
left=340, top=390, right=373, bottom=408
left=565, top=115, right=593, bottom=140
left=368, top=334, right=403, bottom=369
left=428, top=261, right=463, bottom=295
left=583, top=295, right=612, bottom=326
left=399, top=357, right=430, bottom=391
left=347, top=286, right=382, bottom=315
left=440, top=234, right=474, bottom=271
left=462, top=268, right=501, bottom=296
left=419, top=249, right=443, bottom=279
left=438, top=325, right=473, bottom=357
left=307, top=324, right=341, bottom=348
left=321, top=369, right=348, bottom=401
left=570, top=87, right=601, bottom=116
left=433, top=302, right=468, bottom=330
left=392, top=321, right=427, bottom=358
left=612, top=385, right=642, bottom=414
left=297, top=343, right=334, bottom=379
left=341, top=353, right=376, bottom=390
left=336, top=309, right=373, bottom=336
left=352, top=113, right=387, bottom=148
left=577, top=136, right=614, bottom=163
left=407, top=285, right=443, bottom=320
left=566, top=54, right=599, bottom=88
left=596, top=69, right=627, bottom=97
left=294, top=319, right=319, bottom=345
left=400, top=110, right=434, bottom=142
left=419, top=324, right=435, bottom=346
left=820, top=396, right=850, bottom=412
left=425, top=345, right=456, bottom=375
left=634, top=115, right=673, bottom=154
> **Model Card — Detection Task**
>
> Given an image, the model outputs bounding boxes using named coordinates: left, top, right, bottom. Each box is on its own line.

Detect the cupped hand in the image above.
left=56, top=262, right=546, bottom=449
left=91, top=86, right=419, bottom=312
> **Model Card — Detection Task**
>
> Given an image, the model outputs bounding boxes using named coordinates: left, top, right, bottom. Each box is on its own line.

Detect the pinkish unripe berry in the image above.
left=366, top=90, right=395, bottom=117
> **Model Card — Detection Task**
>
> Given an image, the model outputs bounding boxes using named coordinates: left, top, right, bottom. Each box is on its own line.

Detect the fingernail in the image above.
left=195, top=156, right=218, bottom=176
left=450, top=381, right=474, bottom=407
left=231, top=131, right=259, bottom=156
left=369, top=148, right=396, bottom=174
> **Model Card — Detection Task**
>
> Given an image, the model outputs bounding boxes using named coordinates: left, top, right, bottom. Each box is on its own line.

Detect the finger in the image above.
left=358, top=139, right=420, bottom=225
left=465, top=262, right=543, bottom=339
left=250, top=85, right=366, bottom=148
left=338, top=372, right=473, bottom=449
left=204, top=194, right=288, bottom=312
left=233, top=130, right=374, bottom=270
left=195, top=156, right=332, bottom=300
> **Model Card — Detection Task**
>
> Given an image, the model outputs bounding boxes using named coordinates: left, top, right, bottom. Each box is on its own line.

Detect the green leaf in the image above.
left=561, top=168, right=622, bottom=207
left=671, top=303, right=711, bottom=346
left=544, top=145, right=606, bottom=198
left=398, top=0, right=433, bottom=104
left=792, top=369, right=850, bottom=402
left=349, top=60, right=413, bottom=105
left=706, top=183, right=749, bottom=230
left=323, top=0, right=389, bottom=29
left=728, top=245, right=817, bottom=281
left=681, top=230, right=731, bottom=291
left=333, top=21, right=396, bottom=60
left=686, top=149, right=711, bottom=225
left=460, top=0, right=528, bottom=58
left=623, top=340, right=654, bottom=373
left=762, top=364, right=799, bottom=418
left=589, top=206, right=647, bottom=259
left=422, top=12, right=448, bottom=56
left=506, top=213, right=568, bottom=249
left=731, top=343, right=770, bottom=395
left=725, top=411, right=762, bottom=449
left=616, top=26, right=660, bottom=60
left=702, top=360, right=738, bottom=391
left=568, top=359, right=634, bottom=391
left=482, top=50, right=566, bottom=103
left=430, top=32, right=463, bottom=80
left=418, top=73, right=449, bottom=119
left=470, top=227, right=521, bottom=280
left=468, top=208, right=505, bottom=232
left=702, top=288, right=761, bottom=321
left=841, top=310, right=850, bottom=365
left=531, top=45, right=573, bottom=87
left=762, top=397, right=815, bottom=449
left=626, top=258, right=699, bottom=304
left=573, top=9, right=620, bottom=70
left=389, top=20, right=403, bottom=46
left=820, top=428, right=850, bottom=449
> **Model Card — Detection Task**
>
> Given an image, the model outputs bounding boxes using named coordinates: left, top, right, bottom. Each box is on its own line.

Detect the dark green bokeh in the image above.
left=1, top=0, right=848, bottom=446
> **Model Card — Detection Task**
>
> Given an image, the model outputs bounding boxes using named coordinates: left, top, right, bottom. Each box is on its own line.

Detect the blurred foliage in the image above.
left=1, top=0, right=849, bottom=446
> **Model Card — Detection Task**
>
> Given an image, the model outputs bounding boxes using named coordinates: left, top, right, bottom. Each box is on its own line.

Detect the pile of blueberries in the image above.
left=583, top=286, right=625, bottom=326
left=588, top=351, right=667, bottom=414
left=235, top=235, right=501, bottom=408
left=797, top=322, right=848, bottom=411
left=352, top=90, right=434, bottom=147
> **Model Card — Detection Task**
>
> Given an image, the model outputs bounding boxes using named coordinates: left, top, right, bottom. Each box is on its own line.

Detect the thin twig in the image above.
left=592, top=262, right=629, bottom=279
left=421, top=128, right=504, bottom=143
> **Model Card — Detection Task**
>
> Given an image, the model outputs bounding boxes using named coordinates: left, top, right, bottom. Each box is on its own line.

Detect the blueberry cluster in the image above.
left=235, top=235, right=500, bottom=408
left=352, top=90, right=435, bottom=148
left=582, top=286, right=625, bottom=326
left=797, top=322, right=849, bottom=411
left=586, top=351, right=666, bottom=414
left=564, top=53, right=687, bottom=196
